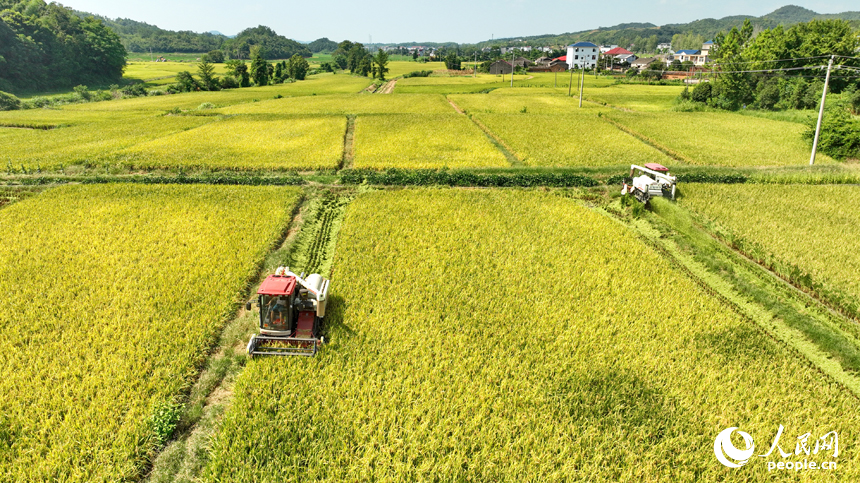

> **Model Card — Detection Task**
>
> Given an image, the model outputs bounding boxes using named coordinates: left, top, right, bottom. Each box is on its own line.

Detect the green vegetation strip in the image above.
left=644, top=198, right=860, bottom=394
left=340, top=168, right=598, bottom=187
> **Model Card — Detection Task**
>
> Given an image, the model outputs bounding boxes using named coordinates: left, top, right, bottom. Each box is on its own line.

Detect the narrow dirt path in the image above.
left=341, top=115, right=356, bottom=169
left=379, top=79, right=397, bottom=94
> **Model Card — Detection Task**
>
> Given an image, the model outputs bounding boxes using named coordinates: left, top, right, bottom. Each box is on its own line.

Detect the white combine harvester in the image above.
left=621, top=163, right=677, bottom=203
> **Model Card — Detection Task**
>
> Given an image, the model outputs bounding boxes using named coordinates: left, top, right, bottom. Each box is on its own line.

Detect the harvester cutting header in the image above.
left=622, top=163, right=677, bottom=203
left=246, top=267, right=330, bottom=357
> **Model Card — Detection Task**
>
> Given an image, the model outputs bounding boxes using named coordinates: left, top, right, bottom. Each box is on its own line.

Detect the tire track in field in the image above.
left=447, top=97, right=522, bottom=166
left=341, top=115, right=356, bottom=169
left=601, top=115, right=691, bottom=164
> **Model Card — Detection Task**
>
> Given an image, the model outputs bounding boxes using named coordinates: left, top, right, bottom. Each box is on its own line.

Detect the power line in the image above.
left=704, top=65, right=828, bottom=74
left=710, top=55, right=832, bottom=67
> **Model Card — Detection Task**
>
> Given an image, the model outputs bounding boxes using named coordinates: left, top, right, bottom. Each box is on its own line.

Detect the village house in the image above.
left=489, top=60, right=513, bottom=75
left=566, top=42, right=598, bottom=70
left=604, top=47, right=636, bottom=65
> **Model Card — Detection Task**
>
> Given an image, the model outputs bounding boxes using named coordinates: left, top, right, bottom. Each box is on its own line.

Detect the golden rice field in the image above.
left=384, top=60, right=446, bottom=77
left=474, top=113, right=672, bottom=167
left=221, top=93, right=456, bottom=115
left=110, top=114, right=346, bottom=170
left=203, top=189, right=860, bottom=482
left=605, top=111, right=831, bottom=166
left=448, top=93, right=602, bottom=114
left=123, top=61, right=232, bottom=83
left=65, top=73, right=372, bottom=112
left=681, top=184, right=860, bottom=315
left=585, top=84, right=686, bottom=111
left=353, top=114, right=508, bottom=169
left=0, top=184, right=301, bottom=481
left=0, top=112, right=214, bottom=170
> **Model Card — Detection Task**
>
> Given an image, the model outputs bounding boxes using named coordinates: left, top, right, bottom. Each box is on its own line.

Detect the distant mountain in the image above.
left=478, top=5, right=860, bottom=51
left=209, top=30, right=234, bottom=38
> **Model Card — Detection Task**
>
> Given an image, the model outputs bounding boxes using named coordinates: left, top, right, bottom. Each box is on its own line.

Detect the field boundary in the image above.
left=341, top=115, right=356, bottom=169
left=601, top=114, right=692, bottom=164
left=599, top=202, right=860, bottom=400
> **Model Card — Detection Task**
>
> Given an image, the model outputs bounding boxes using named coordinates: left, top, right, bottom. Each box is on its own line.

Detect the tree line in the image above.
left=0, top=0, right=126, bottom=92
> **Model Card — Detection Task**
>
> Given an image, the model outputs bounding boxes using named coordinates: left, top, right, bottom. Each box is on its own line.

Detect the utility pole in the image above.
left=510, top=49, right=515, bottom=87
left=568, top=60, right=574, bottom=97
left=579, top=58, right=585, bottom=107
left=810, top=55, right=835, bottom=165
left=474, top=51, right=478, bottom=78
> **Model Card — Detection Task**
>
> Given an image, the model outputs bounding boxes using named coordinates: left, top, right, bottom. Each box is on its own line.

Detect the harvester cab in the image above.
left=246, top=267, right=330, bottom=357
left=622, top=163, right=677, bottom=203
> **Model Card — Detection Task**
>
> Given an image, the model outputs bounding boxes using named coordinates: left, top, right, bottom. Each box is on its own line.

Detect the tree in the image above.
left=174, top=71, right=198, bottom=92
left=373, top=49, right=389, bottom=80
left=250, top=48, right=269, bottom=86
left=412, top=50, right=418, bottom=61
left=356, top=56, right=372, bottom=77
left=225, top=59, right=250, bottom=87
left=206, top=49, right=224, bottom=63
left=196, top=57, right=220, bottom=90
left=347, top=44, right=369, bottom=73
left=332, top=53, right=347, bottom=70
left=288, top=54, right=310, bottom=80
left=444, top=52, right=460, bottom=70
left=273, top=61, right=284, bottom=83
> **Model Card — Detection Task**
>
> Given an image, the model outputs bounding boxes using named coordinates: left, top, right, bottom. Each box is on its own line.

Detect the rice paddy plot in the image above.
left=585, top=84, right=686, bottom=111
left=221, top=93, right=455, bottom=115
left=204, top=189, right=860, bottom=482
left=0, top=184, right=301, bottom=482
left=386, top=61, right=446, bottom=77
left=681, top=184, right=860, bottom=315
left=605, top=110, right=831, bottom=166
left=110, top=114, right=346, bottom=170
left=64, top=74, right=373, bottom=111
left=123, top=62, right=232, bottom=85
left=448, top=93, right=601, bottom=114
left=1, top=112, right=215, bottom=171
left=474, top=112, right=671, bottom=167
left=353, top=114, right=508, bottom=169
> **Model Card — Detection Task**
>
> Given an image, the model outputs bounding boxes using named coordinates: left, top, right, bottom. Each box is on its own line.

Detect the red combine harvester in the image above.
left=246, top=267, right=330, bottom=357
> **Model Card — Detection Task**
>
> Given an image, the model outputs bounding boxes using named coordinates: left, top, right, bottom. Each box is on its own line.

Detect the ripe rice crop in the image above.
left=0, top=184, right=301, bottom=481
left=123, top=61, right=232, bottom=85
left=605, top=111, right=833, bottom=166
left=204, top=189, right=860, bottom=481
left=584, top=84, right=686, bottom=111
left=353, top=114, right=508, bottom=169
left=681, top=183, right=860, bottom=315
left=0, top=112, right=214, bottom=170
left=385, top=61, right=446, bottom=77
left=221, top=93, right=455, bottom=115
left=111, top=114, right=346, bottom=170
left=474, top=112, right=672, bottom=166
left=64, top=73, right=373, bottom=111
left=448, top=94, right=602, bottom=114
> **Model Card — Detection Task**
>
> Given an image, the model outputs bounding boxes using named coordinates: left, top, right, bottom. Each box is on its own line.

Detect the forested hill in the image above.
left=478, top=5, right=860, bottom=52
left=0, top=0, right=126, bottom=92
left=71, top=12, right=312, bottom=59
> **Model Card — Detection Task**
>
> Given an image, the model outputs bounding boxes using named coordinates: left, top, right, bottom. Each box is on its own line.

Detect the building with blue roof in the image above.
left=566, top=42, right=598, bottom=70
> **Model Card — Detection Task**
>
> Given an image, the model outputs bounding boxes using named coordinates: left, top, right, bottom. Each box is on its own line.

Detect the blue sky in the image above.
left=60, top=1, right=857, bottom=44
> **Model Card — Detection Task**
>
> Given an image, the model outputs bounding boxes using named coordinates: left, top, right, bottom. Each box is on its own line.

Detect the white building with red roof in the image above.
left=604, top=47, right=636, bottom=64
